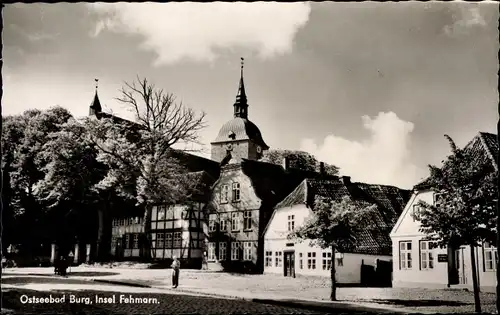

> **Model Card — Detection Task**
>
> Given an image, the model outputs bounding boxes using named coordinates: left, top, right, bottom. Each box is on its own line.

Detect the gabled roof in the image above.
left=414, top=132, right=498, bottom=191
left=267, top=177, right=410, bottom=256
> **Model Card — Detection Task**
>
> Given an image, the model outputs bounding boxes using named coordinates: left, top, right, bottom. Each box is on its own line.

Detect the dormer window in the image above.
left=228, top=131, right=236, bottom=140
left=232, top=182, right=241, bottom=202
left=220, top=185, right=229, bottom=204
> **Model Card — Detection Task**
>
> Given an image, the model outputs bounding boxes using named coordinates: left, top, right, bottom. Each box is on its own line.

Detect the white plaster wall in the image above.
left=264, top=204, right=390, bottom=283
left=391, top=235, right=449, bottom=288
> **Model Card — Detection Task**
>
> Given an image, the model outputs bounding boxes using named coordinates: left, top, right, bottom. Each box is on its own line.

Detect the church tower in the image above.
left=89, top=79, right=102, bottom=117
left=211, top=58, right=269, bottom=164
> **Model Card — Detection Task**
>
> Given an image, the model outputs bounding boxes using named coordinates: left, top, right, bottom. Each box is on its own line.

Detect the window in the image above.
left=420, top=241, right=434, bottom=270
left=484, top=242, right=498, bottom=271
left=322, top=252, right=332, bottom=270
left=287, top=215, right=295, bottom=231
left=400, top=241, right=412, bottom=270
left=165, top=233, right=172, bottom=249
left=166, top=207, right=173, bottom=220
left=133, top=234, right=139, bottom=249
left=219, top=242, right=227, bottom=261
left=220, top=185, right=229, bottom=203
left=209, top=215, right=217, bottom=232
left=275, top=251, right=283, bottom=267
left=336, top=256, right=344, bottom=267
left=244, top=211, right=252, bottom=230
left=412, top=205, right=421, bottom=222
left=232, top=182, right=241, bottom=202
left=231, top=242, right=241, bottom=260
left=157, top=206, right=166, bottom=220
left=125, top=234, right=131, bottom=249
left=307, top=252, right=316, bottom=269
left=208, top=242, right=216, bottom=261
left=220, top=217, right=227, bottom=232
left=433, top=193, right=443, bottom=207
left=243, top=242, right=253, bottom=261
left=173, top=232, right=182, bottom=248
left=265, top=251, right=273, bottom=267
left=156, top=233, right=164, bottom=249
left=299, top=253, right=303, bottom=269
left=231, top=212, right=240, bottom=231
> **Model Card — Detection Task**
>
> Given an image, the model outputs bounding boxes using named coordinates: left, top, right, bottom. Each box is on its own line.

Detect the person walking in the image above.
left=171, top=256, right=180, bottom=288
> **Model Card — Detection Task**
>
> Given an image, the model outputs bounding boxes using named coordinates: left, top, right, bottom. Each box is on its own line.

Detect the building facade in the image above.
left=263, top=177, right=409, bottom=284
left=390, top=132, right=498, bottom=292
left=391, top=190, right=498, bottom=292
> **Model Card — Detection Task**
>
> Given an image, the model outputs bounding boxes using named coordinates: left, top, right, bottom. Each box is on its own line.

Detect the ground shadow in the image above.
left=360, top=299, right=469, bottom=307
left=2, top=276, right=113, bottom=286
left=3, top=271, right=119, bottom=277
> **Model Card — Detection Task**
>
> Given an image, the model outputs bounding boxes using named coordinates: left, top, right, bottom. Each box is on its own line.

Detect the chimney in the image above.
left=282, top=156, right=290, bottom=170
left=341, top=176, right=351, bottom=185
left=319, top=162, right=325, bottom=175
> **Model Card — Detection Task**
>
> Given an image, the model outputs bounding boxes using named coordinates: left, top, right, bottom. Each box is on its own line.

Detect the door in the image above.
left=284, top=252, right=295, bottom=278
left=455, top=248, right=466, bottom=285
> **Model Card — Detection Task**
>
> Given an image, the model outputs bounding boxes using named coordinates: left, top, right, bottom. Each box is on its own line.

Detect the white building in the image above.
left=263, top=176, right=410, bottom=285
left=390, top=132, right=498, bottom=292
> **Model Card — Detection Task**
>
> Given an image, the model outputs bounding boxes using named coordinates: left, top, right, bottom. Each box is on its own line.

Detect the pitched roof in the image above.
left=92, top=107, right=221, bottom=186
left=414, top=132, right=498, bottom=190
left=272, top=177, right=410, bottom=256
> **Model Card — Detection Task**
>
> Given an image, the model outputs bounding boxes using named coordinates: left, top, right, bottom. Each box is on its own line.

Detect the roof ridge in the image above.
left=478, top=132, right=498, bottom=171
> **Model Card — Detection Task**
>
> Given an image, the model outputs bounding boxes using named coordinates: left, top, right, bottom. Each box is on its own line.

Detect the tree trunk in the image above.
left=469, top=244, right=482, bottom=313
left=95, top=207, right=105, bottom=262
left=142, top=204, right=152, bottom=261
left=330, top=244, right=337, bottom=301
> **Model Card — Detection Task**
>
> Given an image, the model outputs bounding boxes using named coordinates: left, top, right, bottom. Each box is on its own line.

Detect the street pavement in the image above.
left=4, top=266, right=496, bottom=314
left=2, top=288, right=381, bottom=315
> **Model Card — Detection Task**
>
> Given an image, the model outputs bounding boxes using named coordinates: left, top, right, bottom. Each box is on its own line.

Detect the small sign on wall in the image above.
left=437, top=254, right=448, bottom=262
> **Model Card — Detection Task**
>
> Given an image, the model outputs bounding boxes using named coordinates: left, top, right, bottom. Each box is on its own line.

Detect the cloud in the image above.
left=87, top=2, right=311, bottom=65
left=443, top=5, right=487, bottom=36
left=300, top=112, right=426, bottom=189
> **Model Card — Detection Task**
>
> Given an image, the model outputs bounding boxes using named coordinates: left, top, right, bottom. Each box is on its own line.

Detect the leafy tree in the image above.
left=1, top=115, right=29, bottom=251
left=412, top=135, right=498, bottom=313
left=288, top=196, right=378, bottom=301
left=262, top=149, right=339, bottom=175
left=4, top=107, right=74, bottom=253
left=32, top=117, right=109, bottom=254
left=84, top=76, right=207, bottom=260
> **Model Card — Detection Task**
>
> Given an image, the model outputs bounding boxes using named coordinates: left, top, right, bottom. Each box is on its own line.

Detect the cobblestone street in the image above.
left=2, top=288, right=354, bottom=315
left=3, top=267, right=497, bottom=314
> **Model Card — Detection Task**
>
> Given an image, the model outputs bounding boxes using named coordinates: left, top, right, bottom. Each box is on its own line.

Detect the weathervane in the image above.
left=240, top=57, right=244, bottom=76
left=95, top=78, right=99, bottom=91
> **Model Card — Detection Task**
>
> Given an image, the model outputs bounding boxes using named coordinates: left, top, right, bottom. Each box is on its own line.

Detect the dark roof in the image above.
left=274, top=178, right=410, bottom=255
left=183, top=171, right=217, bottom=202
left=92, top=108, right=220, bottom=182
left=240, top=159, right=338, bottom=206
left=90, top=92, right=102, bottom=112
left=414, top=132, right=498, bottom=191
left=211, top=117, right=269, bottom=149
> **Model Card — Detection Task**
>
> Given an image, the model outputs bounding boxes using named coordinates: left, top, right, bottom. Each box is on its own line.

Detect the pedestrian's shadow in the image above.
left=363, top=299, right=469, bottom=307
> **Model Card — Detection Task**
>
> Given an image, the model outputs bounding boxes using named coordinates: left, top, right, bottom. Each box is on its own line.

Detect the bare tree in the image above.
left=85, top=76, right=207, bottom=260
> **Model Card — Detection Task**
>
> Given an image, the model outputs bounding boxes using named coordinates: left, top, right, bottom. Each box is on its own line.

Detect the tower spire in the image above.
left=89, top=78, right=102, bottom=116
left=234, top=57, right=248, bottom=118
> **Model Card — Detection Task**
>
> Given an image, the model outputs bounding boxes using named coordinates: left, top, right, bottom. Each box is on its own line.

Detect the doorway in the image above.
left=284, top=251, right=295, bottom=278
left=455, top=248, right=467, bottom=285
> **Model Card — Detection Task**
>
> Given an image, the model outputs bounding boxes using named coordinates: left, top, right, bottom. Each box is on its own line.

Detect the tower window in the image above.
left=232, top=182, right=241, bottom=202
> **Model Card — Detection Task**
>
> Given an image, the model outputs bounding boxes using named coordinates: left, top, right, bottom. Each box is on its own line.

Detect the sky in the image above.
left=3, top=2, right=498, bottom=189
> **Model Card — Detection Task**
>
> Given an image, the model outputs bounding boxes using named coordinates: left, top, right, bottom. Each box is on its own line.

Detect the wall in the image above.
left=391, top=191, right=497, bottom=291
left=211, top=140, right=250, bottom=163
left=391, top=235, right=449, bottom=288
left=264, top=204, right=390, bottom=283
left=208, top=165, right=263, bottom=272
